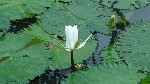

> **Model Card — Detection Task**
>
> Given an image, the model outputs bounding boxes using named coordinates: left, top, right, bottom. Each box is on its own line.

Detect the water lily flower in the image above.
left=65, top=25, right=92, bottom=51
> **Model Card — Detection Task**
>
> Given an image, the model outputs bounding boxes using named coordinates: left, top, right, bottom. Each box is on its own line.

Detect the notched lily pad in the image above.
left=41, top=0, right=117, bottom=39
left=0, top=0, right=55, bottom=30
left=0, top=33, right=32, bottom=52
left=115, top=21, right=150, bottom=71
left=62, top=64, right=145, bottom=84
left=0, top=43, right=52, bottom=84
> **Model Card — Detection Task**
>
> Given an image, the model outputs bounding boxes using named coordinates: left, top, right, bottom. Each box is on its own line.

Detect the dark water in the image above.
left=6, top=4, right=150, bottom=84
left=121, top=5, right=150, bottom=23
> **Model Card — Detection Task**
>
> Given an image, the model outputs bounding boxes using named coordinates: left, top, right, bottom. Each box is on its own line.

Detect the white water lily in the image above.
left=64, top=25, right=92, bottom=51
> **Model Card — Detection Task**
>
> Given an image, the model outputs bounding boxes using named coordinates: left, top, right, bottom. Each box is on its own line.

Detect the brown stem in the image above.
left=71, top=51, right=75, bottom=71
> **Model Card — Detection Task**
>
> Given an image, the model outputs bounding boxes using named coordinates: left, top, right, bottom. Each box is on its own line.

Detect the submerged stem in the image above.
left=71, top=51, right=75, bottom=71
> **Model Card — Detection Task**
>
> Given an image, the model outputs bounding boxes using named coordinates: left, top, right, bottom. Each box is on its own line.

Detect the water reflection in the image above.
left=121, top=5, right=150, bottom=23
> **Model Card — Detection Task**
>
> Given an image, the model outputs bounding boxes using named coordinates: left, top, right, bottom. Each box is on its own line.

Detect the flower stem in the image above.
left=71, top=51, right=75, bottom=71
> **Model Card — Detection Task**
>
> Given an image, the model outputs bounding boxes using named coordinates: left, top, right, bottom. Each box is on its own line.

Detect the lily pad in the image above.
left=0, top=43, right=52, bottom=84
left=62, top=64, right=145, bottom=84
left=115, top=21, right=150, bottom=71
left=21, top=24, right=54, bottom=42
left=41, top=0, right=117, bottom=39
left=0, top=0, right=55, bottom=30
left=0, top=33, right=32, bottom=52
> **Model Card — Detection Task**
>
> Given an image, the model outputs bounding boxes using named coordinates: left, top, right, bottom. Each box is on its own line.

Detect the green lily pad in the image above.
left=20, top=24, right=54, bottom=42
left=0, top=0, right=55, bottom=30
left=62, top=64, right=145, bottom=84
left=0, top=43, right=52, bottom=84
left=41, top=0, right=117, bottom=39
left=0, top=33, right=32, bottom=52
left=115, top=21, right=150, bottom=71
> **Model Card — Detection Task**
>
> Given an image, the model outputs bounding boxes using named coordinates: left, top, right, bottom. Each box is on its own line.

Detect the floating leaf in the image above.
left=62, top=64, right=145, bottom=84
left=0, top=31, right=53, bottom=83
left=0, top=43, right=52, bottom=84
left=0, top=15, right=10, bottom=30
left=21, top=24, right=54, bottom=42
left=41, top=0, right=117, bottom=39
left=0, top=33, right=32, bottom=52
left=115, top=21, right=150, bottom=71
left=0, top=0, right=55, bottom=30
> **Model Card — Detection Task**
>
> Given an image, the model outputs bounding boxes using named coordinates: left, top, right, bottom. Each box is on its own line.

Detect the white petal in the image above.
left=77, top=34, right=92, bottom=49
left=65, top=25, right=78, bottom=50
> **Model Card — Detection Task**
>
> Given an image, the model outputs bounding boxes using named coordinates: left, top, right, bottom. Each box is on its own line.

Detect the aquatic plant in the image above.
left=0, top=0, right=149, bottom=83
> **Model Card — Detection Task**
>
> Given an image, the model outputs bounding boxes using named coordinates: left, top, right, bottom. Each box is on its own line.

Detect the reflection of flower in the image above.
left=65, top=25, right=92, bottom=51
